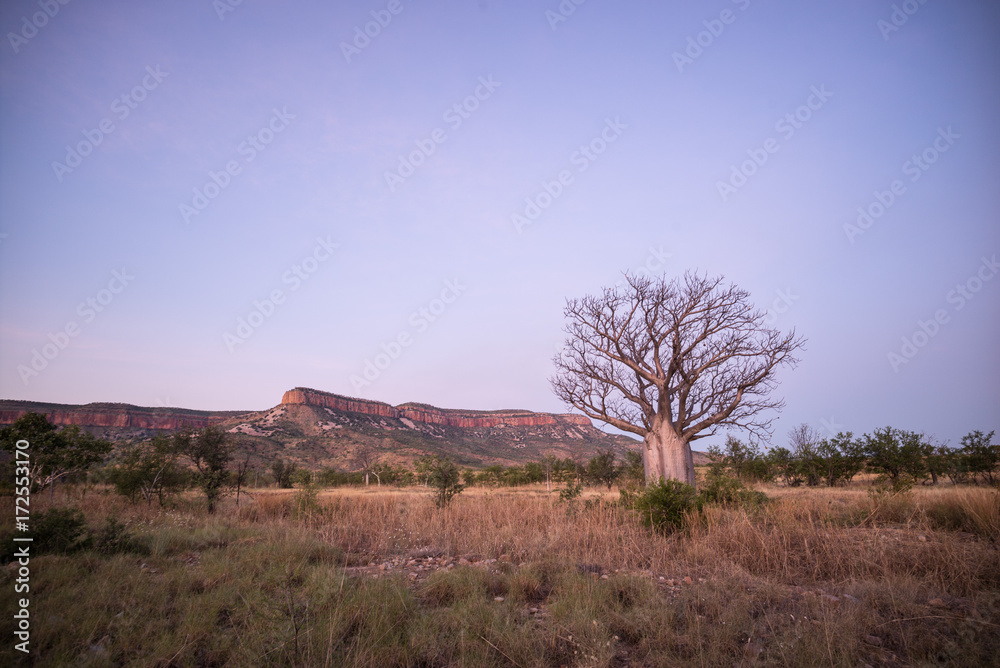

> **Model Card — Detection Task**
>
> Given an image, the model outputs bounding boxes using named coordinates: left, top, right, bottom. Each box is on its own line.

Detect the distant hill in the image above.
left=0, top=388, right=653, bottom=469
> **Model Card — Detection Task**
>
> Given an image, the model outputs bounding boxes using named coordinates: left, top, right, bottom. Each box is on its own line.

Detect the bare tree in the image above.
left=354, top=442, right=380, bottom=486
left=551, top=271, right=804, bottom=487
left=787, top=423, right=820, bottom=454
left=233, top=451, right=254, bottom=507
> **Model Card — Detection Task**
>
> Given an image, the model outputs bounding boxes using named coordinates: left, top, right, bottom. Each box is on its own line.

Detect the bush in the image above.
left=628, top=479, right=701, bottom=534
left=33, top=507, right=90, bottom=555
left=698, top=470, right=768, bottom=509
left=292, top=485, right=321, bottom=519
left=425, top=456, right=465, bottom=508
left=92, top=516, right=147, bottom=555
left=558, top=482, right=583, bottom=502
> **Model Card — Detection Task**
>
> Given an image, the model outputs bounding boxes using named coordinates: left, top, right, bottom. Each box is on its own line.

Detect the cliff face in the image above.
left=0, top=401, right=239, bottom=432
left=1, top=390, right=593, bottom=433
left=280, top=387, right=592, bottom=429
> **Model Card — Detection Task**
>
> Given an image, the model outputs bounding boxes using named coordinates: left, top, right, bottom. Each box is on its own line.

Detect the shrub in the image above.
left=558, top=482, right=583, bottom=502
left=92, top=516, right=147, bottom=555
left=292, top=484, right=321, bottom=519
left=32, top=507, right=90, bottom=555
left=629, top=479, right=701, bottom=534
left=698, top=470, right=768, bottom=509
left=425, top=456, right=465, bottom=508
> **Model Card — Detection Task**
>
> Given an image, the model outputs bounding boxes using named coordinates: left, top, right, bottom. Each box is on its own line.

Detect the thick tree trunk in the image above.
left=643, top=423, right=696, bottom=487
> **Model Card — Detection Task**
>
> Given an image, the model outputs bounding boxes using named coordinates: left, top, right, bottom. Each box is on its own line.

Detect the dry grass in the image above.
left=2, top=482, right=998, bottom=666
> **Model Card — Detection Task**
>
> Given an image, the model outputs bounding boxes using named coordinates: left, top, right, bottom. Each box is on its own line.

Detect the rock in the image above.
left=820, top=594, right=840, bottom=603
left=843, top=594, right=860, bottom=603
left=494, top=596, right=505, bottom=602
left=459, top=557, right=471, bottom=566
left=683, top=576, right=693, bottom=585
left=282, top=388, right=593, bottom=428
left=600, top=574, right=609, bottom=579
left=864, top=635, right=883, bottom=647
left=928, top=598, right=947, bottom=608
left=917, top=535, right=927, bottom=542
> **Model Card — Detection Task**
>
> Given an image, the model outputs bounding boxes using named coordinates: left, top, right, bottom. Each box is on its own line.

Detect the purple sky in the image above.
left=1, top=0, right=997, bottom=450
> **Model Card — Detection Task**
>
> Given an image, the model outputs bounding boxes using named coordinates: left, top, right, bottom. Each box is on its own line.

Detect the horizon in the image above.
left=1, top=0, right=997, bottom=451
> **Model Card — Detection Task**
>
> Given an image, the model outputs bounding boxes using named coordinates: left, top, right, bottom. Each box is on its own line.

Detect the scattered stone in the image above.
left=459, top=557, right=471, bottom=566
left=600, top=574, right=609, bottom=580
left=683, top=576, right=693, bottom=585
left=494, top=596, right=505, bottom=602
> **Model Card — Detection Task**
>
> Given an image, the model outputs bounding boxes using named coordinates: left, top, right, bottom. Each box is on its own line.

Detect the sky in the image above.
left=0, top=0, right=997, bottom=450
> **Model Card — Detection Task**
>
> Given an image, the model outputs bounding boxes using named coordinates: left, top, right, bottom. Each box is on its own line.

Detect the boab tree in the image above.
left=551, top=271, right=804, bottom=487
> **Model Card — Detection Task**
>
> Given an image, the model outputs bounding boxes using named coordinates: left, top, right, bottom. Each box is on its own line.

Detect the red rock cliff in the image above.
left=0, top=401, right=238, bottom=431
left=281, top=388, right=593, bottom=429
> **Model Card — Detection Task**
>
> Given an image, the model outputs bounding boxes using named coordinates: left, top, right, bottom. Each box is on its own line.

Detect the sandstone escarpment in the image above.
left=280, top=387, right=593, bottom=429
left=0, top=401, right=242, bottom=432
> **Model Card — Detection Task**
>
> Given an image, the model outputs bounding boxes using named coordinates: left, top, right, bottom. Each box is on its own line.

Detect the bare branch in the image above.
left=550, top=270, right=805, bottom=445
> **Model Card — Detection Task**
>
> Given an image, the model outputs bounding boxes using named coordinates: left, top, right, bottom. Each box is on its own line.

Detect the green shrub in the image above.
left=33, top=507, right=91, bottom=555
left=292, top=484, right=321, bottom=519
left=425, top=456, right=465, bottom=508
left=629, top=479, right=701, bottom=534
left=558, top=482, right=583, bottom=502
left=92, top=516, right=147, bottom=555
left=698, top=470, right=768, bottom=509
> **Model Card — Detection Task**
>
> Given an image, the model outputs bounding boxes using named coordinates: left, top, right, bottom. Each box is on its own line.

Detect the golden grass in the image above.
left=2, top=482, right=998, bottom=666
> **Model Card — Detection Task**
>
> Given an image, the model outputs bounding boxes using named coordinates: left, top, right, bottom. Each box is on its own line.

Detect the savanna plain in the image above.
left=2, top=476, right=998, bottom=668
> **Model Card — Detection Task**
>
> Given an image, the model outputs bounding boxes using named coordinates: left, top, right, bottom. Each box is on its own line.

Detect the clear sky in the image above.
left=1, top=0, right=997, bottom=450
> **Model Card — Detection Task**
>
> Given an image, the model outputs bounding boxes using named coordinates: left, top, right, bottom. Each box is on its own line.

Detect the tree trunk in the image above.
left=643, top=423, right=696, bottom=487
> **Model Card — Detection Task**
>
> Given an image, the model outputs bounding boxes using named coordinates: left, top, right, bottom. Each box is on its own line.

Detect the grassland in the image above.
left=2, top=479, right=998, bottom=667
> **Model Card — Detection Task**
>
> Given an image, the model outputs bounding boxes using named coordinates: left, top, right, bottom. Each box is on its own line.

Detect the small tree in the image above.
left=425, top=456, right=465, bottom=508
left=0, top=413, right=111, bottom=501
left=766, top=446, right=800, bottom=486
left=815, top=432, right=863, bottom=487
left=862, top=427, right=928, bottom=489
left=962, top=430, right=998, bottom=485
left=271, top=458, right=296, bottom=488
left=354, top=443, right=380, bottom=486
left=173, top=426, right=232, bottom=513
left=108, top=436, right=185, bottom=506
left=788, top=423, right=823, bottom=486
left=586, top=448, right=620, bottom=489
left=233, top=452, right=254, bottom=506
